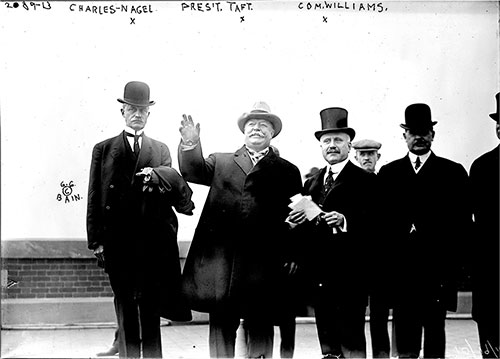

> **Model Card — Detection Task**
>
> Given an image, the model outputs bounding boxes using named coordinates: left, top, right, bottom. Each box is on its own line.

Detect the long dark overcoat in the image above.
left=87, top=131, right=193, bottom=321
left=178, top=143, right=303, bottom=317
left=300, top=160, right=377, bottom=305
left=469, top=145, right=499, bottom=321
left=378, top=152, right=470, bottom=311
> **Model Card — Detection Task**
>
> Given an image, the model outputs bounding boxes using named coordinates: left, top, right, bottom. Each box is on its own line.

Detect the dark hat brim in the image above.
left=315, top=127, right=356, bottom=141
left=400, top=121, right=437, bottom=131
left=490, top=113, right=499, bottom=122
left=117, top=98, right=155, bottom=107
left=237, top=113, right=282, bottom=138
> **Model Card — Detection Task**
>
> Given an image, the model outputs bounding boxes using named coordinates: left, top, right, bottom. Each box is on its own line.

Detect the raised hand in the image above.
left=179, top=114, right=200, bottom=145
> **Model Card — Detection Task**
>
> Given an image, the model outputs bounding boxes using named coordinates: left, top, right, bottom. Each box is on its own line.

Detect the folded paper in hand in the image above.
left=288, top=194, right=323, bottom=221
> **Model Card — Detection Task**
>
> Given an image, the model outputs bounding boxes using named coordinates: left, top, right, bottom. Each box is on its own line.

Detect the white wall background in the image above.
left=1, top=1, right=498, bottom=242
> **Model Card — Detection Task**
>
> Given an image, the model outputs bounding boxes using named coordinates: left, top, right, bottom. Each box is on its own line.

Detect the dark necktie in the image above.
left=415, top=156, right=421, bottom=171
left=133, top=135, right=140, bottom=155
left=126, top=132, right=141, bottom=155
left=324, top=169, right=334, bottom=193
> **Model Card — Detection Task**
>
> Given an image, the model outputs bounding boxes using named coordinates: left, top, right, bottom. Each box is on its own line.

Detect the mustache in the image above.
left=249, top=131, right=264, bottom=137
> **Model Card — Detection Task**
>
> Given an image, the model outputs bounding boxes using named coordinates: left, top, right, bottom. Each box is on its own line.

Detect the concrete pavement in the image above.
left=1, top=318, right=483, bottom=359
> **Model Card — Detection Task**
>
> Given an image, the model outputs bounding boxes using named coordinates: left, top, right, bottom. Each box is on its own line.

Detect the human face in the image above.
left=244, top=119, right=275, bottom=151
left=496, top=123, right=500, bottom=140
left=403, top=129, right=434, bottom=155
left=122, top=104, right=150, bottom=131
left=355, top=150, right=380, bottom=173
left=320, top=132, right=351, bottom=165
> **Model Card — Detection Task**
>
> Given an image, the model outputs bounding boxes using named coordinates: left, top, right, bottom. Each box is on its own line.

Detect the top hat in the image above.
left=400, top=103, right=437, bottom=134
left=490, top=92, right=499, bottom=122
left=117, top=81, right=155, bottom=107
left=315, top=107, right=356, bottom=141
left=352, top=139, right=382, bottom=151
left=237, top=101, right=282, bottom=138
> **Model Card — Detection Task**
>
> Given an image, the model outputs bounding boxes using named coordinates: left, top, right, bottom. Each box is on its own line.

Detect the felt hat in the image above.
left=400, top=103, right=437, bottom=134
left=352, top=139, right=382, bottom=151
left=117, top=81, right=155, bottom=107
left=237, top=101, right=282, bottom=137
left=315, top=107, right=356, bottom=140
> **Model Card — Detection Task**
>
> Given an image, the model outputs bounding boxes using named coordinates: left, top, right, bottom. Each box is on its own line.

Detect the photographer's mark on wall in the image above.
left=57, top=180, right=82, bottom=203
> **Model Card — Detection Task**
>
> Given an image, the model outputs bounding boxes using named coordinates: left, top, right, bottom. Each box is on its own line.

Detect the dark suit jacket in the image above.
left=378, top=151, right=470, bottom=311
left=469, top=145, right=499, bottom=321
left=86, top=131, right=194, bottom=321
left=179, top=143, right=303, bottom=316
left=300, top=160, right=377, bottom=305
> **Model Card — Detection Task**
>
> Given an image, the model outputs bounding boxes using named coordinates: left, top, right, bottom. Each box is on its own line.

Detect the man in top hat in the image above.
left=352, top=139, right=382, bottom=174
left=288, top=107, right=377, bottom=358
left=377, top=103, right=470, bottom=358
left=469, top=92, right=499, bottom=358
left=87, top=81, right=194, bottom=358
left=178, top=102, right=303, bottom=358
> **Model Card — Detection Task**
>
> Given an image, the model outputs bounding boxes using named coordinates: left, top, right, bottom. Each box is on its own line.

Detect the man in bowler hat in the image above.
left=288, top=107, right=377, bottom=358
left=378, top=103, right=470, bottom=358
left=469, top=92, right=500, bottom=358
left=87, top=81, right=194, bottom=358
left=179, top=102, right=303, bottom=358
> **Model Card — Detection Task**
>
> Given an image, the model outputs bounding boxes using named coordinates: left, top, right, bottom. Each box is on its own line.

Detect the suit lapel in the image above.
left=307, top=167, right=327, bottom=201
left=325, top=160, right=353, bottom=197
left=233, top=146, right=253, bottom=175
left=137, top=135, right=153, bottom=169
left=416, top=152, right=436, bottom=176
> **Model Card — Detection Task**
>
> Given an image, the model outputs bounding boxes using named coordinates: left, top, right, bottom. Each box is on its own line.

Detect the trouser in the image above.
left=210, top=308, right=274, bottom=358
left=237, top=316, right=296, bottom=359
left=393, top=300, right=447, bottom=358
left=277, top=315, right=296, bottom=358
left=109, top=274, right=162, bottom=359
left=314, top=287, right=367, bottom=358
left=369, top=296, right=391, bottom=358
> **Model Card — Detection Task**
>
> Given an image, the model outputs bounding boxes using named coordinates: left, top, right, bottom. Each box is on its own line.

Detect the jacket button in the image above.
left=105, top=206, right=111, bottom=210
left=109, top=184, right=114, bottom=189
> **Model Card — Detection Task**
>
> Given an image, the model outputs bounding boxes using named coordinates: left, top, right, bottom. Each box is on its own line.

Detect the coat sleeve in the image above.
left=86, top=144, right=103, bottom=250
left=153, top=167, right=195, bottom=215
left=177, top=141, right=215, bottom=186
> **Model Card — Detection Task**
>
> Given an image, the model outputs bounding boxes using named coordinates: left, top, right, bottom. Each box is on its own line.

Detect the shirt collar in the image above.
left=408, top=151, right=431, bottom=165
left=326, top=158, right=349, bottom=180
left=245, top=146, right=270, bottom=156
left=124, top=127, right=144, bottom=136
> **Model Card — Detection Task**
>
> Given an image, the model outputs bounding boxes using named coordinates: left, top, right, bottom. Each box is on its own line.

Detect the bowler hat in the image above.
left=489, top=92, right=499, bottom=122
left=314, top=107, right=356, bottom=141
left=352, top=139, right=382, bottom=151
left=400, top=103, right=437, bottom=133
left=117, top=81, right=155, bottom=107
left=237, top=101, right=282, bottom=138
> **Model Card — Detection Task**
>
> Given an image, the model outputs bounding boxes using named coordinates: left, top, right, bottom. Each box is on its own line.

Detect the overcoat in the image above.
left=469, top=145, right=499, bottom=321
left=87, top=131, right=194, bottom=321
left=300, top=160, right=377, bottom=305
left=378, top=152, right=470, bottom=311
left=179, top=143, right=303, bottom=316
